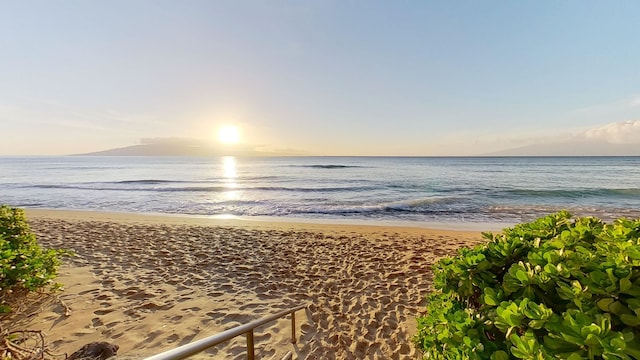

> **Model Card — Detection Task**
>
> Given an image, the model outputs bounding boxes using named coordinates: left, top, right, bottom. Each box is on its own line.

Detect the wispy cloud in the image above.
left=0, top=99, right=162, bottom=132
left=580, top=120, right=640, bottom=144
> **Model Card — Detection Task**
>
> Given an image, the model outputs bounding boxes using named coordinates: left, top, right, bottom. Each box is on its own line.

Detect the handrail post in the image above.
left=143, top=304, right=307, bottom=360
left=291, top=311, right=296, bottom=344
left=246, top=330, right=255, bottom=360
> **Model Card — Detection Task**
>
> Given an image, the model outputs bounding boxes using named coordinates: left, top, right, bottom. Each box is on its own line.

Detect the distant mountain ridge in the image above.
left=75, top=142, right=305, bottom=156
left=75, top=137, right=640, bottom=157
left=485, top=140, right=640, bottom=156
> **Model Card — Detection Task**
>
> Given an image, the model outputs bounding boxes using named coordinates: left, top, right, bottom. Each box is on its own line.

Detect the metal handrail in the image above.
left=144, top=304, right=307, bottom=360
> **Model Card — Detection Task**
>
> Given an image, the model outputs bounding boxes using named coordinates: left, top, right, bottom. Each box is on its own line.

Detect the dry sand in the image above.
left=9, top=209, right=487, bottom=359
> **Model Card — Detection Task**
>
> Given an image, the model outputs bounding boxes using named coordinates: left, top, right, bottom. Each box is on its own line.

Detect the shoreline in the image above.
left=24, top=207, right=513, bottom=232
left=15, top=208, right=488, bottom=359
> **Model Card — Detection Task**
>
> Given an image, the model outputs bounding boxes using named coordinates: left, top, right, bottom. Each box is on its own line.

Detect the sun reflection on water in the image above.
left=223, top=156, right=237, bottom=179
left=221, top=156, right=239, bottom=201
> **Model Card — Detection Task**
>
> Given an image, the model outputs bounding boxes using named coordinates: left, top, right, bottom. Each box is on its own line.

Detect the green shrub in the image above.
left=0, top=205, right=67, bottom=313
left=414, top=211, right=640, bottom=359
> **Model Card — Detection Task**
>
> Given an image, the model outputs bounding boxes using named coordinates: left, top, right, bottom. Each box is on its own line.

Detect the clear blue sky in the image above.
left=1, top=1, right=639, bottom=155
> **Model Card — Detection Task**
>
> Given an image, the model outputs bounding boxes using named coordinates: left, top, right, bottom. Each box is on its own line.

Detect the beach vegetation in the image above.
left=0, top=205, right=68, bottom=313
left=414, top=211, right=640, bottom=359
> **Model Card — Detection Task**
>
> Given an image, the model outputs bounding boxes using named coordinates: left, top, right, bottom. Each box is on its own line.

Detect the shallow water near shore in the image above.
left=2, top=156, right=640, bottom=225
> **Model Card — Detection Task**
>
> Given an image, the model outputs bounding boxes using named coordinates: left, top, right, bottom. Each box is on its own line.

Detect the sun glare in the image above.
left=218, top=126, right=240, bottom=144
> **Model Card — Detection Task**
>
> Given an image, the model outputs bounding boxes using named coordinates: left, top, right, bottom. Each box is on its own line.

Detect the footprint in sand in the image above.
left=219, top=283, right=234, bottom=290
left=91, top=317, right=103, bottom=327
left=239, top=303, right=261, bottom=311
left=144, top=330, right=164, bottom=343
left=94, top=308, right=115, bottom=315
left=178, top=333, right=198, bottom=346
left=123, top=309, right=143, bottom=319
left=105, top=321, right=120, bottom=329
left=128, top=291, right=154, bottom=300
left=136, top=302, right=173, bottom=311
left=182, top=306, right=202, bottom=312
left=221, top=313, right=253, bottom=325
left=254, top=333, right=272, bottom=342
left=78, top=288, right=101, bottom=295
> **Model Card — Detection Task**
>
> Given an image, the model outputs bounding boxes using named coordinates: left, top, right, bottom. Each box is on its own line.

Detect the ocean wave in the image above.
left=503, top=188, right=640, bottom=198
left=383, top=197, right=461, bottom=211
left=237, top=202, right=640, bottom=223
left=27, top=183, right=378, bottom=193
left=28, top=184, right=231, bottom=192
left=115, top=179, right=190, bottom=184
left=270, top=197, right=465, bottom=217
left=29, top=184, right=78, bottom=190
left=487, top=205, right=640, bottom=221
left=289, top=164, right=364, bottom=169
left=252, top=186, right=378, bottom=193
left=178, top=185, right=359, bottom=193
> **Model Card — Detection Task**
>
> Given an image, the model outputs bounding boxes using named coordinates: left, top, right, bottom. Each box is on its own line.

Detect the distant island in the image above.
left=484, top=140, right=640, bottom=156
left=74, top=139, right=307, bottom=157
left=75, top=137, right=640, bottom=157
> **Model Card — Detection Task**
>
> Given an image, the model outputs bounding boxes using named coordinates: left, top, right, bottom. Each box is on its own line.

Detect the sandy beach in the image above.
left=10, top=209, right=486, bottom=359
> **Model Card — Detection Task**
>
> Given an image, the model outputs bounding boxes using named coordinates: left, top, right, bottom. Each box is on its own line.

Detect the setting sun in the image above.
left=218, top=126, right=240, bottom=144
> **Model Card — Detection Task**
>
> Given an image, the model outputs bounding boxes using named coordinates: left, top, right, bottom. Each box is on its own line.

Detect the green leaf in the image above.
left=490, top=350, right=509, bottom=360
left=567, top=352, right=584, bottom=360
left=483, top=287, right=500, bottom=306
left=620, top=314, right=640, bottom=326
left=544, top=335, right=578, bottom=352
left=580, top=324, right=601, bottom=337
left=515, top=269, right=529, bottom=282
left=598, top=298, right=615, bottom=312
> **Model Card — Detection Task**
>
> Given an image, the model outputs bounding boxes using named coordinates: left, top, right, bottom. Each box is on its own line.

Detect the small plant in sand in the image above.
left=0, top=205, right=67, bottom=312
left=414, top=211, right=640, bottom=359
left=0, top=205, right=70, bottom=359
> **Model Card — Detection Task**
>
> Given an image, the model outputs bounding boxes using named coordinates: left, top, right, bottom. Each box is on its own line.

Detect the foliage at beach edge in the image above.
left=414, top=211, right=640, bottom=359
left=0, top=205, right=68, bottom=313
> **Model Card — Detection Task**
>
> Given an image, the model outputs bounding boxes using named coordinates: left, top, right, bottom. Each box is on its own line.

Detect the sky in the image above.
left=1, top=1, right=640, bottom=156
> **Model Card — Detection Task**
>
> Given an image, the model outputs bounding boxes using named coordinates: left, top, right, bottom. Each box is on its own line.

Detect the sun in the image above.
left=218, top=125, right=240, bottom=144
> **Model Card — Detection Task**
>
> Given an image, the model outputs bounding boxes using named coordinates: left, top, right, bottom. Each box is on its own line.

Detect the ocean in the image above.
left=1, top=156, right=639, bottom=229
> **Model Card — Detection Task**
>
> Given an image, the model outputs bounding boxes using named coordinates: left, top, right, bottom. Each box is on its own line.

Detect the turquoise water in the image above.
left=1, top=156, right=639, bottom=226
